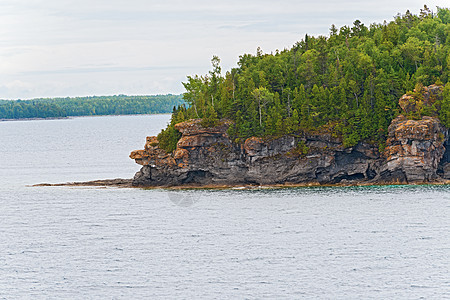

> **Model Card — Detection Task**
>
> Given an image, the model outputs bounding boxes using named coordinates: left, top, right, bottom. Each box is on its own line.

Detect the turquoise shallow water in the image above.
left=0, top=115, right=449, bottom=299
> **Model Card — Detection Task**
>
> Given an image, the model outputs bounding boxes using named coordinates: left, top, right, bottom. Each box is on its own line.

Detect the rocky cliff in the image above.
left=380, top=115, right=447, bottom=182
left=130, top=86, right=450, bottom=187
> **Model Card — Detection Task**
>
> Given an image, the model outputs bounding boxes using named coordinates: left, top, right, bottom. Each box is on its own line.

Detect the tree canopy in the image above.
left=160, top=6, right=450, bottom=152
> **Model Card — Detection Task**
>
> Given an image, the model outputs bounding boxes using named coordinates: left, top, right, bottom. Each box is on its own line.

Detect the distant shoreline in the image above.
left=0, top=117, right=70, bottom=122
left=0, top=94, right=184, bottom=121
left=0, top=113, right=172, bottom=122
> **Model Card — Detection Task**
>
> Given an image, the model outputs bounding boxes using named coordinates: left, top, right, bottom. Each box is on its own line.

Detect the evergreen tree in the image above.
left=153, top=7, right=450, bottom=152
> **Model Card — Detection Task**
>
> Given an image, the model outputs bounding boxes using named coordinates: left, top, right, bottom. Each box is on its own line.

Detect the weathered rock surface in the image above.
left=131, top=119, right=246, bottom=186
left=130, top=120, right=382, bottom=187
left=379, top=115, right=447, bottom=182
left=130, top=85, right=450, bottom=187
left=398, top=84, right=443, bottom=114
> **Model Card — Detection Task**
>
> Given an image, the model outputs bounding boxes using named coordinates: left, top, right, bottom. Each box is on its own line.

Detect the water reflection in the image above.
left=167, top=191, right=201, bottom=207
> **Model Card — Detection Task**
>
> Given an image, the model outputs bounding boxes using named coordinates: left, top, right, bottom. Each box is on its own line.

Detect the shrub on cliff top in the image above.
left=157, top=125, right=181, bottom=153
left=200, top=105, right=219, bottom=128
left=156, top=104, right=189, bottom=153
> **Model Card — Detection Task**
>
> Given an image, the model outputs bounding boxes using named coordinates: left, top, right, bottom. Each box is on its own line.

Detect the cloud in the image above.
left=0, top=0, right=449, bottom=99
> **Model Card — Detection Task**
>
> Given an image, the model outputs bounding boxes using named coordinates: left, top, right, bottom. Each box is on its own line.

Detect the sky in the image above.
left=0, top=1, right=449, bottom=99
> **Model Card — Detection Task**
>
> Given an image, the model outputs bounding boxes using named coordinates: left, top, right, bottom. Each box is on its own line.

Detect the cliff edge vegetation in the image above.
left=128, top=6, right=450, bottom=187
left=157, top=6, right=450, bottom=152
left=130, top=84, right=450, bottom=187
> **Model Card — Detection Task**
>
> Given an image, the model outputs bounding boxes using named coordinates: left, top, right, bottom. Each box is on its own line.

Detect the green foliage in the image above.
left=292, top=141, right=309, bottom=157
left=174, top=6, right=450, bottom=149
left=0, top=95, right=185, bottom=119
left=343, top=132, right=361, bottom=148
left=201, top=105, right=219, bottom=127
left=157, top=125, right=182, bottom=153
left=438, top=84, right=450, bottom=127
left=403, top=81, right=448, bottom=120
left=155, top=104, right=191, bottom=153
left=437, top=6, right=450, bottom=24
left=0, top=102, right=66, bottom=119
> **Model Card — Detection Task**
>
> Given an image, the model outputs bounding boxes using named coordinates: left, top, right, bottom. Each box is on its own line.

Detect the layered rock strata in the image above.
left=380, top=115, right=447, bottom=182
left=130, top=86, right=449, bottom=187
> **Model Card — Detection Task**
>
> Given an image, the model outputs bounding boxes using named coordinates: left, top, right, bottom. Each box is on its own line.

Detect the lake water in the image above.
left=0, top=115, right=449, bottom=299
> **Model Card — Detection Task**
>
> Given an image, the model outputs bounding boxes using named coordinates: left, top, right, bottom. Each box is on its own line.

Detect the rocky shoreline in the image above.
left=33, top=177, right=450, bottom=189
left=33, top=179, right=133, bottom=188
left=35, top=85, right=450, bottom=189
left=128, top=85, right=450, bottom=188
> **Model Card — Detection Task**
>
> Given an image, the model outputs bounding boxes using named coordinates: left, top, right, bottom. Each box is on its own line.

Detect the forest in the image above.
left=158, top=6, right=450, bottom=153
left=0, top=94, right=184, bottom=120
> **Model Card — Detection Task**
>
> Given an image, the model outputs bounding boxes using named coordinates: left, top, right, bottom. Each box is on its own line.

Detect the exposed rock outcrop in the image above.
left=398, top=84, right=443, bottom=114
left=130, top=121, right=382, bottom=187
left=130, top=120, right=246, bottom=186
left=130, top=85, right=450, bottom=187
left=380, top=115, right=447, bottom=182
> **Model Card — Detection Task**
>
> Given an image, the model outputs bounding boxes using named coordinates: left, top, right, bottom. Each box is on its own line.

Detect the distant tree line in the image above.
left=0, top=94, right=185, bottom=119
left=158, top=6, right=450, bottom=152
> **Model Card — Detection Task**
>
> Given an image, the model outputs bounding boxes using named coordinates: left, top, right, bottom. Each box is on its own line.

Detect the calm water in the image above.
left=0, top=115, right=449, bottom=299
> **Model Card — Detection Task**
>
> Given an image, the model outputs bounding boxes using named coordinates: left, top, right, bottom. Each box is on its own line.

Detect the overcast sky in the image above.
left=0, top=0, right=448, bottom=99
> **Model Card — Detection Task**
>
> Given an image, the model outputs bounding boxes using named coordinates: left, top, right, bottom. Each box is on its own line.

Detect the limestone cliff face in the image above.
left=130, top=85, right=449, bottom=187
left=130, top=121, right=381, bottom=187
left=380, top=115, right=447, bottom=182
left=130, top=120, right=246, bottom=186
left=377, top=84, right=448, bottom=183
